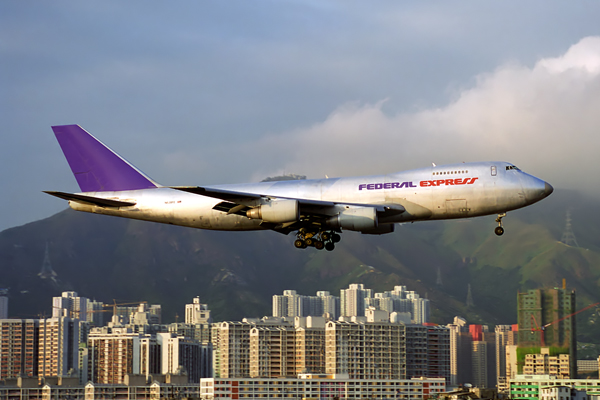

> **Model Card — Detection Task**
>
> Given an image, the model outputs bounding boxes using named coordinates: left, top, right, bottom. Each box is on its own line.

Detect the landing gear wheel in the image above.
left=305, top=237, right=314, bottom=246
left=332, top=233, right=341, bottom=243
left=314, top=241, right=325, bottom=250
left=494, top=213, right=506, bottom=236
left=321, top=232, right=331, bottom=241
left=294, top=239, right=305, bottom=248
left=325, top=242, right=335, bottom=251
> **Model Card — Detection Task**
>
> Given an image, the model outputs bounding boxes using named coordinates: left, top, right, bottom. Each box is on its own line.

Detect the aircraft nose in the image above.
left=521, top=176, right=553, bottom=205
left=544, top=182, right=554, bottom=198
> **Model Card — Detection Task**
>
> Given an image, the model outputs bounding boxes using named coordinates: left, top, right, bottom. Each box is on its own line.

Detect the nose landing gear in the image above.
left=294, top=228, right=340, bottom=251
left=495, top=213, right=506, bottom=236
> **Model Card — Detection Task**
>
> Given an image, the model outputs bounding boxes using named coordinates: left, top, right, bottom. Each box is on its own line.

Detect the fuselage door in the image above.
left=446, top=199, right=468, bottom=217
left=491, top=166, right=497, bottom=176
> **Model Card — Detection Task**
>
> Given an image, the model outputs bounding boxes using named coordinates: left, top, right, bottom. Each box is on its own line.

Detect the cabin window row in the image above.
left=432, top=170, right=467, bottom=176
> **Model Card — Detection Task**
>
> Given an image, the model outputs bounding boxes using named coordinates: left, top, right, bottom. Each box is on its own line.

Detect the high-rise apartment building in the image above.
left=448, top=316, right=470, bottom=386
left=324, top=320, right=450, bottom=382
left=52, top=291, right=88, bottom=320
left=185, top=297, right=212, bottom=324
left=325, top=320, right=407, bottom=379
left=471, top=341, right=488, bottom=388
left=168, top=322, right=212, bottom=344
left=157, top=332, right=211, bottom=383
left=273, top=290, right=303, bottom=317
left=113, top=304, right=161, bottom=325
left=426, top=325, right=451, bottom=380
left=0, top=319, right=39, bottom=379
left=88, top=327, right=153, bottom=384
left=295, top=321, right=327, bottom=375
left=38, top=317, right=79, bottom=378
left=249, top=325, right=296, bottom=378
left=316, top=291, right=340, bottom=320
left=86, top=300, right=105, bottom=326
left=216, top=321, right=255, bottom=378
left=340, top=284, right=372, bottom=317
left=496, top=324, right=518, bottom=392
left=273, top=290, right=341, bottom=319
left=518, top=288, right=577, bottom=377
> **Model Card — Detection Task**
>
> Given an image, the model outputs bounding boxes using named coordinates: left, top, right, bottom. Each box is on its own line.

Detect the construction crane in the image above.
left=530, top=301, right=600, bottom=346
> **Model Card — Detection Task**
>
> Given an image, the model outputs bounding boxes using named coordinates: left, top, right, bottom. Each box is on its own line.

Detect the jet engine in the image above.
left=246, top=199, right=299, bottom=223
left=326, top=206, right=378, bottom=231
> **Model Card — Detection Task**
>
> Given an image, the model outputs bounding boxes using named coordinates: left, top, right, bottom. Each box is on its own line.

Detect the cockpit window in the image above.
left=506, top=165, right=521, bottom=171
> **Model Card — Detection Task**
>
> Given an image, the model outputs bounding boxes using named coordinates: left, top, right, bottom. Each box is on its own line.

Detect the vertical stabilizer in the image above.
left=52, top=125, right=159, bottom=192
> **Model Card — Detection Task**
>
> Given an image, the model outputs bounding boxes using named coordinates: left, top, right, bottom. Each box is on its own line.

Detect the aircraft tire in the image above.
left=321, top=232, right=331, bottom=241
left=314, top=241, right=325, bottom=250
left=494, top=226, right=504, bottom=236
left=294, top=239, right=305, bottom=248
left=332, top=233, right=341, bottom=243
left=305, top=238, right=314, bottom=246
left=325, top=242, right=335, bottom=251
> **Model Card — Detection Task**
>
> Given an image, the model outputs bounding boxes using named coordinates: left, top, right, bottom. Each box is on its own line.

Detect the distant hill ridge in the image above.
left=0, top=189, right=599, bottom=343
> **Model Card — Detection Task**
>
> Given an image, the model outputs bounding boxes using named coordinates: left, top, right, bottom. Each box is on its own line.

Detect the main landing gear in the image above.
left=494, top=213, right=506, bottom=236
left=294, top=228, right=341, bottom=251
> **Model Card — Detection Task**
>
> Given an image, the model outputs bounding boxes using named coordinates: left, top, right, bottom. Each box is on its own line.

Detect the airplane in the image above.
left=45, top=125, right=554, bottom=251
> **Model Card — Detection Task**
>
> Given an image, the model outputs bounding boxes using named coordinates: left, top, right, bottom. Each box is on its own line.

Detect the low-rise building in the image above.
left=200, top=375, right=446, bottom=399
left=510, top=375, right=600, bottom=400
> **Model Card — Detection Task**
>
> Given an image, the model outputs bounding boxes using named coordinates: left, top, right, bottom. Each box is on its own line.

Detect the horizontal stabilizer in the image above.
left=44, top=191, right=136, bottom=207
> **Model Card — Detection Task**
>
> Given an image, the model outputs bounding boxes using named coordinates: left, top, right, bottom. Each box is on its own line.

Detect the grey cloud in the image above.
left=2, top=2, right=600, bottom=231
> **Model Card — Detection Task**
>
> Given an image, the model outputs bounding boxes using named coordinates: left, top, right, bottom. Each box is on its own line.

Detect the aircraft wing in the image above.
left=172, top=186, right=405, bottom=218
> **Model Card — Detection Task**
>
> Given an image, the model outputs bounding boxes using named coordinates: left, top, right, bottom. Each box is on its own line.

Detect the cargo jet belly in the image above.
left=45, top=125, right=553, bottom=251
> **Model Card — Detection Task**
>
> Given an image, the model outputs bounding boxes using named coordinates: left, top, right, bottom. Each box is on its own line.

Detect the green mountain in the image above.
left=1, top=189, right=599, bottom=346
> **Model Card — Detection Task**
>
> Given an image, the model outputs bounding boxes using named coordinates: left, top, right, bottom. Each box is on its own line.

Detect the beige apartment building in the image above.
left=325, top=320, right=406, bottom=379
left=37, top=317, right=79, bottom=378
left=0, top=319, right=39, bottom=379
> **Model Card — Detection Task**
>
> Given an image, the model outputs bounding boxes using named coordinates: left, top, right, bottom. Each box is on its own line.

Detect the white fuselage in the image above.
left=67, top=161, right=550, bottom=232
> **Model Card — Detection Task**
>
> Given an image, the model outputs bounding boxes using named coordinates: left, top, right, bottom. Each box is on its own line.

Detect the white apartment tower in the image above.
left=52, top=291, right=88, bottom=320
left=185, top=297, right=212, bottom=324
left=340, top=284, right=372, bottom=317
left=317, top=291, right=340, bottom=320
left=496, top=324, right=518, bottom=392
left=157, top=332, right=210, bottom=383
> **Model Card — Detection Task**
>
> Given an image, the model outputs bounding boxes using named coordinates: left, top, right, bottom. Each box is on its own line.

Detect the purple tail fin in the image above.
left=52, top=125, right=159, bottom=192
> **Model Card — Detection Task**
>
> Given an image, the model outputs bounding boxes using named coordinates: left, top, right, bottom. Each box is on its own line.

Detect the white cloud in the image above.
left=243, top=36, right=600, bottom=195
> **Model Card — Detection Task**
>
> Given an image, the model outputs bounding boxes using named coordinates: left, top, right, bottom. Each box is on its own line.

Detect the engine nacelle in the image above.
left=361, top=224, right=395, bottom=235
left=246, top=199, right=299, bottom=223
left=326, top=206, right=378, bottom=231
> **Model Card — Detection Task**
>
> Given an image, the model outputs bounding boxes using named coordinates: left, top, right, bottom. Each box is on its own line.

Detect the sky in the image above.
left=2, top=1, right=600, bottom=231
